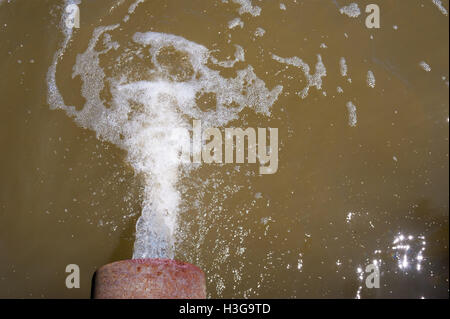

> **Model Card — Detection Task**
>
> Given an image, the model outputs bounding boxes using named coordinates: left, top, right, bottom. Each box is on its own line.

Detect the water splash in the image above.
left=47, top=1, right=282, bottom=259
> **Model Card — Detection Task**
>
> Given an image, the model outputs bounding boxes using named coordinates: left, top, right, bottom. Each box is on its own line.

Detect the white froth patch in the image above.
left=128, top=0, right=144, bottom=14
left=337, top=86, right=343, bottom=94
left=443, top=76, right=450, bottom=87
left=210, top=44, right=245, bottom=67
left=47, top=0, right=87, bottom=116
left=254, top=27, right=265, bottom=37
left=272, top=54, right=327, bottom=99
left=132, top=31, right=282, bottom=121
left=367, top=70, right=376, bottom=88
left=280, top=3, right=286, bottom=10
left=339, top=3, right=361, bottom=18
left=123, top=0, right=144, bottom=22
left=340, top=57, right=348, bottom=77
left=228, top=17, right=244, bottom=29
left=419, top=61, right=432, bottom=72
left=346, top=101, right=357, bottom=127
left=63, top=0, right=82, bottom=31
left=232, top=0, right=261, bottom=16
left=48, top=24, right=282, bottom=259
left=432, top=0, right=448, bottom=16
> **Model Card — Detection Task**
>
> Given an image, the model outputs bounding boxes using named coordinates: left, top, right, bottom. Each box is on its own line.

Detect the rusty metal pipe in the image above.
left=92, top=258, right=206, bottom=299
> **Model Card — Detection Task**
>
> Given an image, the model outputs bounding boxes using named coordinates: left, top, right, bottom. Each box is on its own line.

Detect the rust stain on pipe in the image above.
left=92, top=258, right=206, bottom=299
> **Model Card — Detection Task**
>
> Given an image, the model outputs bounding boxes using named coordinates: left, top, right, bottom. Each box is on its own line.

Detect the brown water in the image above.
left=0, top=0, right=448, bottom=298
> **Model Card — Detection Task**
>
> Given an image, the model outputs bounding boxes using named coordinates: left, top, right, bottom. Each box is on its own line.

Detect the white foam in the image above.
left=419, top=61, right=432, bottom=72
left=442, top=76, right=449, bottom=87
left=340, top=57, right=348, bottom=77
left=367, top=70, right=375, bottom=88
left=339, top=3, right=361, bottom=18
left=254, top=27, right=266, bottom=37
left=47, top=0, right=83, bottom=115
left=123, top=0, right=144, bottom=22
left=48, top=10, right=282, bottom=258
left=432, top=0, right=448, bottom=16
left=228, top=17, right=244, bottom=29
left=128, top=0, right=144, bottom=14
left=272, top=54, right=326, bottom=99
left=232, top=0, right=261, bottom=16
left=280, top=3, right=286, bottom=11
left=346, top=101, right=357, bottom=127
left=210, top=44, right=245, bottom=68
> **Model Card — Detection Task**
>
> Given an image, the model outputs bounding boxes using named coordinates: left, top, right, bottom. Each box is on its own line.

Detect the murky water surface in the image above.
left=0, top=0, right=448, bottom=298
